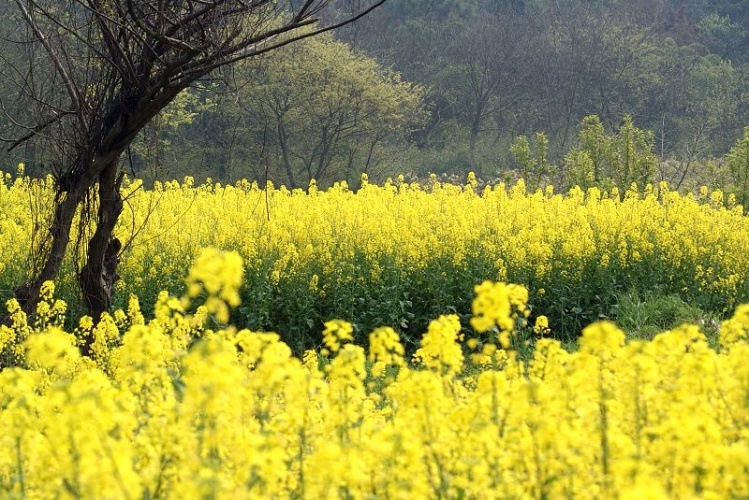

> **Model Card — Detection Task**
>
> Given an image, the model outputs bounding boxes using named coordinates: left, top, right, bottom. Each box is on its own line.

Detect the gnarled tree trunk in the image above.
left=7, top=153, right=124, bottom=335
left=78, top=161, right=124, bottom=356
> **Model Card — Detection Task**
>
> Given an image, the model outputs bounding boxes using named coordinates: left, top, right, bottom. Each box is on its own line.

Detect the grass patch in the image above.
left=614, top=290, right=721, bottom=344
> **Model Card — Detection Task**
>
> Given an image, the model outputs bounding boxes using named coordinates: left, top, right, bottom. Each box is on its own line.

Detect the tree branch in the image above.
left=201, top=0, right=389, bottom=72
left=13, top=0, right=84, bottom=126
left=5, top=110, right=76, bottom=152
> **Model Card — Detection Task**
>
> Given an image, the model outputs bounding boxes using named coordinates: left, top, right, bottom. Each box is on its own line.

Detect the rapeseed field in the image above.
left=0, top=171, right=748, bottom=497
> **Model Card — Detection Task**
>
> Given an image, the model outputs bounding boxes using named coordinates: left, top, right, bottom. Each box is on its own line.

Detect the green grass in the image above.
left=614, top=290, right=721, bottom=345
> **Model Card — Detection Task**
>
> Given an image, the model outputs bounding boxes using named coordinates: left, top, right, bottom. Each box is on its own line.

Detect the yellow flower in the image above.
left=533, top=315, right=551, bottom=336
left=579, top=321, right=625, bottom=357
left=322, top=319, right=354, bottom=353
left=368, top=326, right=405, bottom=376
left=413, top=314, right=463, bottom=376
left=470, top=281, right=528, bottom=333
left=24, top=327, right=80, bottom=375
left=184, top=247, right=244, bottom=323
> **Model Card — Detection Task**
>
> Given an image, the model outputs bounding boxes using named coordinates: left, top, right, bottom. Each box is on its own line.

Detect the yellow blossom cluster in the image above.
left=322, top=319, right=354, bottom=354
left=471, top=280, right=530, bottom=348
left=184, top=247, right=244, bottom=324
left=4, top=172, right=749, bottom=345
left=0, top=250, right=746, bottom=498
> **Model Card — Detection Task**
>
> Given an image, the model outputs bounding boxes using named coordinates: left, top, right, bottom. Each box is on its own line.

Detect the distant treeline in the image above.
left=2, top=0, right=748, bottom=190
left=341, top=0, right=749, bottom=184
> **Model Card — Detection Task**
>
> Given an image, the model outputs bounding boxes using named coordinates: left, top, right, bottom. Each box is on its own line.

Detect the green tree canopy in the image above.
left=563, top=115, right=658, bottom=192
left=222, top=32, right=427, bottom=188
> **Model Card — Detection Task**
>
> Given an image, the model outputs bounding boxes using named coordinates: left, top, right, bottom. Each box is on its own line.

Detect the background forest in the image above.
left=2, top=0, right=749, bottom=193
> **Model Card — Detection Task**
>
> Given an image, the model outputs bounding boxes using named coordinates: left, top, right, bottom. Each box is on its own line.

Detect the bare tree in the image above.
left=0, top=0, right=386, bottom=353
left=447, top=11, right=531, bottom=175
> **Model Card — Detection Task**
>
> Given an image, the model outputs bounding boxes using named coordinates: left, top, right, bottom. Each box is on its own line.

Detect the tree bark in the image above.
left=78, top=159, right=124, bottom=356
left=468, top=103, right=483, bottom=176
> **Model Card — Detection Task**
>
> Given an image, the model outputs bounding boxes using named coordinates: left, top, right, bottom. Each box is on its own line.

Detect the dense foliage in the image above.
left=347, top=0, right=749, bottom=180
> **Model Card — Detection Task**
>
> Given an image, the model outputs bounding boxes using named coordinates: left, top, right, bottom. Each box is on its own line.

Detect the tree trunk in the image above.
left=2, top=152, right=125, bottom=359
left=78, top=159, right=124, bottom=356
left=276, top=120, right=297, bottom=189
left=468, top=98, right=486, bottom=177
